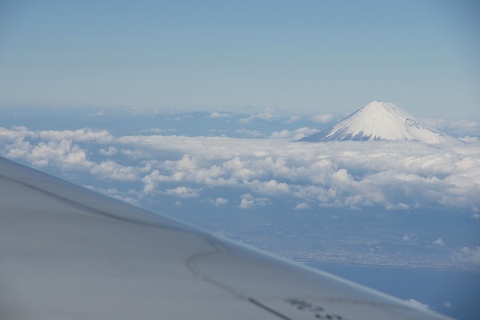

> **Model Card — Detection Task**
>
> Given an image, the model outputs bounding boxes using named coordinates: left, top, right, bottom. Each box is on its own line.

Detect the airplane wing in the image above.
left=0, top=157, right=450, bottom=319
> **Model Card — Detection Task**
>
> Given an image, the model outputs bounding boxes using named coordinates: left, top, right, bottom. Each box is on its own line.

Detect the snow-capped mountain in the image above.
left=301, top=101, right=463, bottom=145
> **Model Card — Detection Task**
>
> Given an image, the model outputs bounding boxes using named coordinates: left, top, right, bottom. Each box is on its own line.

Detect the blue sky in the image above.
left=0, top=0, right=479, bottom=118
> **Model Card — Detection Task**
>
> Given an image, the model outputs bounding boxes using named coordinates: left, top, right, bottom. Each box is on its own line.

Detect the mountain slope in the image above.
left=301, top=101, right=463, bottom=145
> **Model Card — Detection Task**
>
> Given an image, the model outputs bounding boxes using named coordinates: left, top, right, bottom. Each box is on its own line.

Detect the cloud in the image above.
left=247, top=179, right=290, bottom=195
left=453, top=246, right=480, bottom=266
left=422, top=118, right=480, bottom=137
left=120, top=148, right=147, bottom=159
left=294, top=202, right=310, bottom=210
left=116, top=135, right=480, bottom=210
left=90, top=160, right=138, bottom=181
left=310, top=113, right=338, bottom=124
left=140, top=128, right=176, bottom=133
left=164, top=186, right=200, bottom=198
left=99, top=146, right=117, bottom=156
left=433, top=239, right=445, bottom=246
left=26, top=140, right=93, bottom=170
left=402, top=235, right=410, bottom=242
left=405, top=299, right=429, bottom=310
left=386, top=202, right=409, bottom=210
left=284, top=115, right=301, bottom=123
left=2, top=125, right=479, bottom=211
left=90, top=110, right=105, bottom=116
left=209, top=197, right=229, bottom=206
left=269, top=127, right=320, bottom=140
left=85, top=185, right=138, bottom=204
left=238, top=107, right=279, bottom=123
left=239, top=193, right=269, bottom=209
left=37, top=128, right=113, bottom=143
left=210, top=112, right=233, bottom=119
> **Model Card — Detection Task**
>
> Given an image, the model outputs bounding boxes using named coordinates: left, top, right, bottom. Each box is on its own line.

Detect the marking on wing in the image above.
left=186, top=238, right=297, bottom=319
left=185, top=236, right=242, bottom=297
left=284, top=299, right=347, bottom=320
left=248, top=298, right=293, bottom=320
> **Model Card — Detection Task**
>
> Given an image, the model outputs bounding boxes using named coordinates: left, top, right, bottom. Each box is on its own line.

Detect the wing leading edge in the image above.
left=0, top=157, right=450, bottom=319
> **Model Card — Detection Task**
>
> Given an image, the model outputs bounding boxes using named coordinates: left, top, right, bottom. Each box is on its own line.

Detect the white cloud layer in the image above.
left=1, top=126, right=479, bottom=211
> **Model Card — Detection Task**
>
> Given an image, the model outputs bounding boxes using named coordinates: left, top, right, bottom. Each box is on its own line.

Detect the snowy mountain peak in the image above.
left=301, top=101, right=463, bottom=145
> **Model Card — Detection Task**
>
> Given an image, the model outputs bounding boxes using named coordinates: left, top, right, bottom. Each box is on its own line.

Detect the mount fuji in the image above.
left=301, top=101, right=463, bottom=145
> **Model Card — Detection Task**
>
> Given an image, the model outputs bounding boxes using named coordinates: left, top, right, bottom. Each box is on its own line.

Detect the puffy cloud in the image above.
left=85, top=185, right=138, bottom=204
left=90, top=110, right=105, bottom=116
left=386, top=202, right=409, bottom=210
left=239, top=193, right=270, bottom=209
left=432, top=239, right=445, bottom=246
left=402, top=235, right=410, bottom=242
left=90, top=160, right=138, bottom=181
left=120, top=149, right=145, bottom=158
left=294, top=202, right=310, bottom=210
left=238, top=107, right=278, bottom=123
left=164, top=186, right=201, bottom=198
left=115, top=135, right=480, bottom=210
left=453, top=246, right=480, bottom=266
left=422, top=118, right=480, bottom=137
left=0, top=127, right=115, bottom=172
left=99, top=146, right=117, bottom=156
left=13, top=139, right=93, bottom=170
left=246, top=179, right=290, bottom=195
left=2, top=125, right=479, bottom=211
left=140, top=128, right=175, bottom=133
left=310, top=113, right=338, bottom=124
left=405, top=299, right=429, bottom=310
left=209, top=112, right=233, bottom=119
left=284, top=115, right=301, bottom=123
left=209, top=197, right=229, bottom=206
left=269, top=127, right=319, bottom=140
left=37, top=128, right=113, bottom=143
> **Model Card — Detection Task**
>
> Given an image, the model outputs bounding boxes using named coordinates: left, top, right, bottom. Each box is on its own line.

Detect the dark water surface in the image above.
left=314, top=264, right=480, bottom=320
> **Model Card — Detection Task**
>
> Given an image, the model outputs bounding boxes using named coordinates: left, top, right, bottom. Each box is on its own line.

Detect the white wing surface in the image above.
left=0, top=157, right=450, bottom=319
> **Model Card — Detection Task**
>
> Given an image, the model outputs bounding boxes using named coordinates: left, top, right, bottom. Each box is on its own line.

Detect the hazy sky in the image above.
left=0, top=0, right=479, bottom=118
